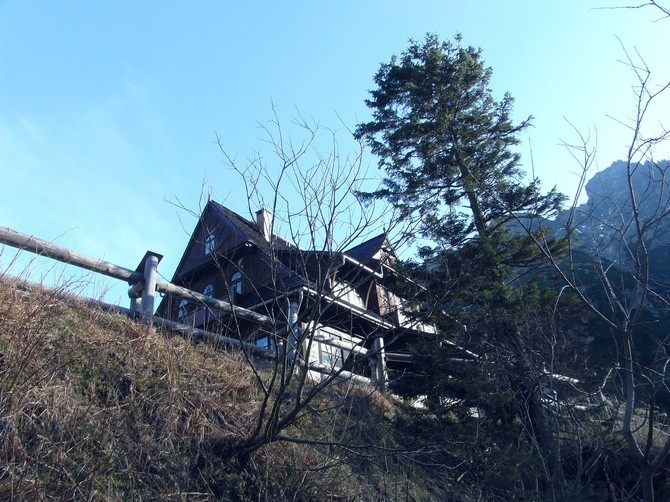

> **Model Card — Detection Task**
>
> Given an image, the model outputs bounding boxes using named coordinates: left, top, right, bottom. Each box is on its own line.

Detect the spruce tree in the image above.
left=356, top=34, right=568, bottom=491
left=355, top=34, right=563, bottom=254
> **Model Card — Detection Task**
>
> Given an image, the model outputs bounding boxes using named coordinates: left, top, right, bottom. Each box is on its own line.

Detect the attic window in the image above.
left=204, top=233, right=216, bottom=255
left=231, top=272, right=243, bottom=295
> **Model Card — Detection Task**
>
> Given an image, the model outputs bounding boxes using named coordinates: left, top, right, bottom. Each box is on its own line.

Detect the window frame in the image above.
left=256, top=335, right=276, bottom=351
left=203, top=282, right=215, bottom=297
left=230, top=271, right=243, bottom=295
left=204, top=233, right=216, bottom=256
left=177, top=298, right=189, bottom=319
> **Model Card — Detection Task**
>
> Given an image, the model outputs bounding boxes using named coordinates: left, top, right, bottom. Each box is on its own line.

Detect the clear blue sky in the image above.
left=1, top=1, right=669, bottom=301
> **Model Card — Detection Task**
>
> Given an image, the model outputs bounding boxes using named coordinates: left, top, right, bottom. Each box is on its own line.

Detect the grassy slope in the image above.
left=3, top=277, right=662, bottom=500
left=0, top=278, right=460, bottom=501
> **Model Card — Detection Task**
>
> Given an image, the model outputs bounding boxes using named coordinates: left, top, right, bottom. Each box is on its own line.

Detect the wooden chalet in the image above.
left=156, top=200, right=434, bottom=388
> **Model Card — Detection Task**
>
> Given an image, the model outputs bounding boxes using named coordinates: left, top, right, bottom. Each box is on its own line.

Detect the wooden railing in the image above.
left=0, top=225, right=375, bottom=386
left=0, top=225, right=274, bottom=326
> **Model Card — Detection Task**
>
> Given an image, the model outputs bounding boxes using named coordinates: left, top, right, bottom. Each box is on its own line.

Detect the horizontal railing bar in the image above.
left=0, top=225, right=143, bottom=283
left=0, top=225, right=276, bottom=326
left=156, top=280, right=278, bottom=326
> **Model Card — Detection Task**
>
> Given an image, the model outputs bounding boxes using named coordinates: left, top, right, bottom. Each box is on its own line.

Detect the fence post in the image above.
left=141, top=254, right=159, bottom=324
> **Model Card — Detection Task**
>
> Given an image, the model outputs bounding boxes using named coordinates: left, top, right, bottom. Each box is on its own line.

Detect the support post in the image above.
left=287, top=297, right=300, bottom=361
left=373, top=336, right=388, bottom=391
left=141, top=254, right=159, bottom=324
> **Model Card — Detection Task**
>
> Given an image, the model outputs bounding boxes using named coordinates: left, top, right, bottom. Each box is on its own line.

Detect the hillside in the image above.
left=7, top=260, right=670, bottom=499
left=0, top=277, right=468, bottom=500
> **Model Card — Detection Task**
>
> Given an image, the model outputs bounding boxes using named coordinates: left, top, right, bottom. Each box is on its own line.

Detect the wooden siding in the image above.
left=177, top=208, right=249, bottom=277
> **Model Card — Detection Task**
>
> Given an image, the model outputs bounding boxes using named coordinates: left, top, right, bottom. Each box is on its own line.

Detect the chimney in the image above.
left=256, top=208, right=273, bottom=242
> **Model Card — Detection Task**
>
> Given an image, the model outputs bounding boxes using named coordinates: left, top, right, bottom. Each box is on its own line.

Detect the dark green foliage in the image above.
left=356, top=34, right=579, bottom=495
left=356, top=33, right=670, bottom=499
left=355, top=34, right=565, bottom=251
left=356, top=32, right=568, bottom=403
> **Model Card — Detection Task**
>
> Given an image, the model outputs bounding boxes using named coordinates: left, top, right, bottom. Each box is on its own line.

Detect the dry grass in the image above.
left=0, top=277, right=260, bottom=498
left=3, top=275, right=648, bottom=500
left=0, top=277, right=453, bottom=500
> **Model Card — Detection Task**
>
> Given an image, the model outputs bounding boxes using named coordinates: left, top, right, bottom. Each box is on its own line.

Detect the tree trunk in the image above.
left=642, top=466, right=654, bottom=502
left=502, top=325, right=565, bottom=495
left=526, top=382, right=565, bottom=495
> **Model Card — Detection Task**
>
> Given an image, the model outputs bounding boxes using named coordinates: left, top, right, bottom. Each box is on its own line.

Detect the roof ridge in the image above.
left=209, top=200, right=297, bottom=251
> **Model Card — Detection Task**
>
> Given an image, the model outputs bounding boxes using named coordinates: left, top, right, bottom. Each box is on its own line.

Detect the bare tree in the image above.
left=528, top=44, right=670, bottom=500
left=165, top=107, right=420, bottom=468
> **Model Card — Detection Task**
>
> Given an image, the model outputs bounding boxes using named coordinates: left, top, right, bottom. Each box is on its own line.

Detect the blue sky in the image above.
left=1, top=1, right=669, bottom=301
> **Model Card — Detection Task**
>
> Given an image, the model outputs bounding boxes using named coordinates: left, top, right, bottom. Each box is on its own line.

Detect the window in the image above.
left=204, top=233, right=216, bottom=255
left=320, top=342, right=344, bottom=370
left=177, top=299, right=189, bottom=319
left=256, top=336, right=276, bottom=351
left=230, top=271, right=243, bottom=295
left=203, top=283, right=214, bottom=297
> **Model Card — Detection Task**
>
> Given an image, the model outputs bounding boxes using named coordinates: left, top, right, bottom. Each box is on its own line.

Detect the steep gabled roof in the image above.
left=160, top=201, right=415, bottom=334
left=344, top=232, right=398, bottom=269
left=209, top=201, right=296, bottom=255
left=168, top=201, right=399, bottom=301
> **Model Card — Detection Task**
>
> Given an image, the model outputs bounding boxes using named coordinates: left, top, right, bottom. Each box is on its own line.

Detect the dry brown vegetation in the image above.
left=4, top=275, right=655, bottom=500
left=0, top=277, right=459, bottom=500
